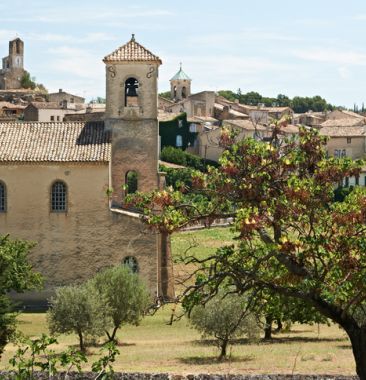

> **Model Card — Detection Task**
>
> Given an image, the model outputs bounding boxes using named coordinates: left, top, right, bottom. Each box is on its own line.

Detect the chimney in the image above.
left=59, top=89, right=62, bottom=93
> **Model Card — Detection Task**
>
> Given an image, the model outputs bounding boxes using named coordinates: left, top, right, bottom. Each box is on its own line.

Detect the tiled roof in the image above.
left=0, top=102, right=26, bottom=110
left=103, top=35, right=162, bottom=64
left=27, top=102, right=62, bottom=110
left=321, top=118, right=365, bottom=128
left=0, top=122, right=111, bottom=162
left=320, top=126, right=366, bottom=137
left=224, top=119, right=267, bottom=131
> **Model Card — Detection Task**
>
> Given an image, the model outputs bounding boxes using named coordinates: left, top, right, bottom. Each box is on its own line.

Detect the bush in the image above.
left=189, top=292, right=260, bottom=360
left=47, top=282, right=108, bottom=352
left=160, top=146, right=218, bottom=171
left=91, top=265, right=150, bottom=342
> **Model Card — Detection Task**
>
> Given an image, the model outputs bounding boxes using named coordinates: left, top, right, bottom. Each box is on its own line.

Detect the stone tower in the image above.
left=170, top=63, right=191, bottom=102
left=103, top=34, right=162, bottom=207
left=0, top=38, right=25, bottom=89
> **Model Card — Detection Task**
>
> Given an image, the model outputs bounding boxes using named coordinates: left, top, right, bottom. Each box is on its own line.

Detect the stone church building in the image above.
left=0, top=36, right=174, bottom=308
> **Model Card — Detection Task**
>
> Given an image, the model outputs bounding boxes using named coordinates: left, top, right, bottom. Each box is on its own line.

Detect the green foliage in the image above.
left=0, top=235, right=42, bottom=357
left=8, top=333, right=118, bottom=380
left=159, top=113, right=197, bottom=151
left=161, top=146, right=217, bottom=171
left=126, top=171, right=138, bottom=194
left=189, top=291, right=260, bottom=359
left=20, top=71, right=47, bottom=92
left=128, top=124, right=366, bottom=375
left=218, top=90, right=335, bottom=112
left=20, top=72, right=36, bottom=90
left=161, top=166, right=195, bottom=190
left=159, top=91, right=171, bottom=99
left=47, top=283, right=108, bottom=352
left=91, top=265, right=150, bottom=342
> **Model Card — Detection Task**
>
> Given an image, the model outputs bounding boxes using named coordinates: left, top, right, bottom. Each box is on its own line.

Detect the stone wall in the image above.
left=0, top=163, right=161, bottom=308
left=0, top=372, right=359, bottom=380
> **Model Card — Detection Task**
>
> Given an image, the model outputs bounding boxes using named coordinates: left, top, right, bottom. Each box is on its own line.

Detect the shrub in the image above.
left=91, top=265, right=150, bottom=343
left=189, top=292, right=260, bottom=360
left=47, top=282, right=108, bottom=352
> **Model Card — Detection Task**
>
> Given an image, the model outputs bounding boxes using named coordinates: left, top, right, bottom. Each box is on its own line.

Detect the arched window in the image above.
left=125, top=171, right=138, bottom=195
left=0, top=181, right=6, bottom=212
left=125, top=77, right=139, bottom=107
left=173, top=86, right=177, bottom=99
left=51, top=181, right=67, bottom=212
left=182, top=86, right=187, bottom=98
left=123, top=256, right=139, bottom=273
left=176, top=135, right=183, bottom=147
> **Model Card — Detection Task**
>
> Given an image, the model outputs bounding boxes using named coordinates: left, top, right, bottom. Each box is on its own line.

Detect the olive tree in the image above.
left=91, top=265, right=150, bottom=342
left=127, top=124, right=366, bottom=379
left=189, top=291, right=260, bottom=360
left=47, top=283, right=108, bottom=352
left=0, top=235, right=42, bottom=357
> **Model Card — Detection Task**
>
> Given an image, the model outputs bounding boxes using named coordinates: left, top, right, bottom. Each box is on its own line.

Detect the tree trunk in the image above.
left=218, top=338, right=228, bottom=361
left=109, top=326, right=119, bottom=343
left=346, top=325, right=366, bottom=380
left=264, top=316, right=273, bottom=340
left=274, top=319, right=283, bottom=333
left=78, top=331, right=85, bottom=353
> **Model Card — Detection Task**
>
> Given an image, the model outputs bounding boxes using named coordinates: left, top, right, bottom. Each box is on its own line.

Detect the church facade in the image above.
left=0, top=36, right=174, bottom=308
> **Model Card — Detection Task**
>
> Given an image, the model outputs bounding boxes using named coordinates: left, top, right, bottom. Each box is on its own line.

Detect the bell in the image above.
left=127, top=86, right=138, bottom=97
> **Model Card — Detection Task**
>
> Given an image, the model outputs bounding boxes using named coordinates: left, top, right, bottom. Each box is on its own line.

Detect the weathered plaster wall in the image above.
left=0, top=163, right=159, bottom=307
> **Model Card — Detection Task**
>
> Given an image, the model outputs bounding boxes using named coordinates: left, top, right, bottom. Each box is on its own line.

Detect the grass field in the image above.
left=0, top=228, right=357, bottom=375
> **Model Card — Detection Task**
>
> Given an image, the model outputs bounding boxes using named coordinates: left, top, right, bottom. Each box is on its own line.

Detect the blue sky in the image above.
left=1, top=0, right=366, bottom=107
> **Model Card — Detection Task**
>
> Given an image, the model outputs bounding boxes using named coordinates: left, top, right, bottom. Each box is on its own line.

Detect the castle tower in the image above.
left=0, top=38, right=25, bottom=89
left=103, top=34, right=162, bottom=207
left=9, top=38, right=24, bottom=70
left=170, top=63, right=191, bottom=102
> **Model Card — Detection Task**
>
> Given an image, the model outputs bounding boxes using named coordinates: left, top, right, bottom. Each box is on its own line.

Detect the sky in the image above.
left=1, top=0, right=366, bottom=107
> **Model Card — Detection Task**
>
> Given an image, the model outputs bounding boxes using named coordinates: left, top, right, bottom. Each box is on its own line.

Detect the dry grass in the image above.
left=0, top=310, right=355, bottom=375
left=0, top=228, right=357, bottom=374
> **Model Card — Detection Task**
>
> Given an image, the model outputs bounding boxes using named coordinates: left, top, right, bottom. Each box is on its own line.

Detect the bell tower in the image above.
left=104, top=35, right=162, bottom=207
left=170, top=63, right=191, bottom=102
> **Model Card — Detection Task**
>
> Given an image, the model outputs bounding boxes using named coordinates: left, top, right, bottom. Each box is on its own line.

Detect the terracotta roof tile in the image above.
left=321, top=118, right=365, bottom=128
left=320, top=126, right=366, bottom=137
left=103, top=35, right=162, bottom=64
left=0, top=122, right=111, bottom=162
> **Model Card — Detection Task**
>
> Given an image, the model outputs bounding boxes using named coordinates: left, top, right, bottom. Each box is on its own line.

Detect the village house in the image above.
left=0, top=36, right=174, bottom=309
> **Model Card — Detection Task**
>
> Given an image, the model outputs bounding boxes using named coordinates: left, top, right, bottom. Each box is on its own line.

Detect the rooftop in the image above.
left=170, top=64, right=191, bottom=81
left=321, top=118, right=365, bottom=128
left=103, top=34, right=162, bottom=64
left=320, top=126, right=366, bottom=137
left=0, top=122, right=110, bottom=162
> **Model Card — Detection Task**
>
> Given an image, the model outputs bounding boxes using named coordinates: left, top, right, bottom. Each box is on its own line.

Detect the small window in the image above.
left=51, top=181, right=67, bottom=212
left=125, top=171, right=138, bottom=195
left=50, top=116, right=54, bottom=121
left=347, top=137, right=352, bottom=144
left=176, top=135, right=183, bottom=147
left=345, top=177, right=349, bottom=187
left=356, top=175, right=360, bottom=186
left=182, top=86, right=187, bottom=98
left=123, top=256, right=139, bottom=273
left=56, top=116, right=60, bottom=121
left=189, top=123, right=197, bottom=133
left=0, top=181, right=6, bottom=212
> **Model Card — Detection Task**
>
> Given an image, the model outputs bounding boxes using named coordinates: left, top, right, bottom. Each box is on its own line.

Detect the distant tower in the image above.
left=0, top=37, right=25, bottom=89
left=8, top=38, right=24, bottom=69
left=103, top=34, right=162, bottom=207
left=170, top=63, right=191, bottom=102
